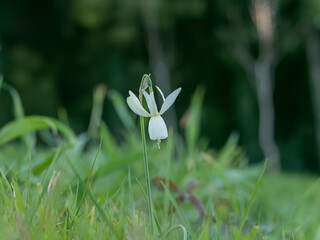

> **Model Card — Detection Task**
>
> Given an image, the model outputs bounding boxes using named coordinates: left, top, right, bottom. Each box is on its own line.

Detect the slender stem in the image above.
left=164, top=224, right=187, bottom=240
left=128, top=166, right=135, bottom=215
left=140, top=116, right=155, bottom=235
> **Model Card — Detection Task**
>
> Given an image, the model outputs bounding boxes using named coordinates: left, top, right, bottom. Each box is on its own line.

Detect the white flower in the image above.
left=127, top=86, right=181, bottom=141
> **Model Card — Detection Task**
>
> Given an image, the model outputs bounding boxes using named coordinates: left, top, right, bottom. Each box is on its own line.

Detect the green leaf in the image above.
left=32, top=152, right=56, bottom=175
left=237, top=160, right=268, bottom=234
left=248, top=226, right=259, bottom=240
left=95, top=151, right=142, bottom=176
left=100, top=121, right=118, bottom=161
left=218, top=132, right=240, bottom=168
left=186, top=87, right=205, bottom=155
left=162, top=183, right=195, bottom=239
left=1, top=82, right=25, bottom=119
left=0, top=116, right=76, bottom=146
left=12, top=179, right=25, bottom=214
left=108, top=90, right=135, bottom=130
left=1, top=82, right=36, bottom=148
left=165, top=224, right=188, bottom=240
left=196, top=221, right=209, bottom=240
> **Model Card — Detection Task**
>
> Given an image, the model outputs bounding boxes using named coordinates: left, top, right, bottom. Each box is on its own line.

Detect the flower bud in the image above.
left=146, top=74, right=152, bottom=88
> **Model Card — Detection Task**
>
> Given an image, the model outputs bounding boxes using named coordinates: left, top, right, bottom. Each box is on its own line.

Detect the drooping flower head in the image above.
left=127, top=78, right=181, bottom=146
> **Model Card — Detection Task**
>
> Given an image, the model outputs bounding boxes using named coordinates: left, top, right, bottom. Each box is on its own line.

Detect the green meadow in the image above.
left=0, top=82, right=319, bottom=239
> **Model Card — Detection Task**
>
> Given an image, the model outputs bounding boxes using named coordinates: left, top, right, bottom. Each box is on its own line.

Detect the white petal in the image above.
left=143, top=91, right=158, bottom=115
left=127, top=91, right=151, bottom=117
left=160, top=88, right=181, bottom=115
left=127, top=97, right=150, bottom=117
left=148, top=116, right=168, bottom=140
left=129, top=90, right=142, bottom=106
left=156, top=86, right=165, bottom=102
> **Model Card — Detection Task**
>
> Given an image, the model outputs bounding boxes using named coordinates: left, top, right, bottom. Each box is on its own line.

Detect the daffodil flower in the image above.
left=127, top=86, right=181, bottom=144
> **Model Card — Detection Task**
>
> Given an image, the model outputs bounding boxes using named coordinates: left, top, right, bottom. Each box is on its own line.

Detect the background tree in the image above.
left=303, top=0, right=320, bottom=168
left=217, top=0, right=282, bottom=170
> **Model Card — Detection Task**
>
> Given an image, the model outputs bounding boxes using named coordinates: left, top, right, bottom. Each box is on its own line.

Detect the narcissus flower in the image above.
left=127, top=86, right=181, bottom=142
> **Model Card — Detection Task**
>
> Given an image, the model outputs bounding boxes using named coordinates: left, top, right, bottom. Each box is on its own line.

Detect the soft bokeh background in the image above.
left=1, top=0, right=320, bottom=172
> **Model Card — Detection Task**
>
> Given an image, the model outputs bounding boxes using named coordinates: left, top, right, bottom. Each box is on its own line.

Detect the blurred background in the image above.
left=0, top=0, right=320, bottom=172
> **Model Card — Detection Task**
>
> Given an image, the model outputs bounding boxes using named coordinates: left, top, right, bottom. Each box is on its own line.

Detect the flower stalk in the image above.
left=139, top=74, right=156, bottom=235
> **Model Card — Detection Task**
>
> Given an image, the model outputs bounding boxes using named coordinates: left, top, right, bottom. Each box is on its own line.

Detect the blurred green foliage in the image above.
left=1, top=0, right=320, bottom=171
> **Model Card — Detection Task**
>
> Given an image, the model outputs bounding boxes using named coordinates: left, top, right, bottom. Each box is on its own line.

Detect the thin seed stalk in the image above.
left=140, top=115, right=156, bottom=235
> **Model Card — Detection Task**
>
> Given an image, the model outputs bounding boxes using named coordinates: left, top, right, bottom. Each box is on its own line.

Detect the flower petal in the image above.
left=128, top=90, right=141, bottom=105
left=127, top=97, right=150, bottom=117
left=143, top=91, right=158, bottom=115
left=127, top=91, right=150, bottom=117
left=160, top=88, right=181, bottom=114
left=148, top=116, right=168, bottom=140
left=156, top=86, right=165, bottom=102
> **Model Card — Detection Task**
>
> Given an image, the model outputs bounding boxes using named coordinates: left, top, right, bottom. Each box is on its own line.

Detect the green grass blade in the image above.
left=186, top=87, right=205, bottom=155
left=165, top=224, right=188, bottom=240
left=218, top=132, right=240, bottom=168
left=27, top=149, right=61, bottom=226
left=1, top=82, right=25, bottom=119
left=212, top=160, right=240, bottom=215
left=88, top=84, right=107, bottom=136
left=196, top=221, right=209, bottom=240
left=74, top=138, right=102, bottom=218
left=108, top=90, right=135, bottom=131
left=248, top=226, right=259, bottom=240
left=0, top=116, right=76, bottom=146
left=237, top=160, right=268, bottom=234
left=162, top=183, right=196, bottom=239
left=95, top=151, right=142, bottom=176
left=0, top=166, right=12, bottom=194
left=12, top=179, right=25, bottom=215
left=0, top=74, right=3, bottom=89
left=32, top=152, right=57, bottom=175
left=128, top=166, right=135, bottom=215
left=215, top=216, right=223, bottom=239
left=100, top=122, right=118, bottom=161
left=1, top=82, right=36, bottom=148
left=64, top=152, right=119, bottom=238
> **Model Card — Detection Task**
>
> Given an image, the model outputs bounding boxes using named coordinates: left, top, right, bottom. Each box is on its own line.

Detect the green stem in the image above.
left=140, top=116, right=155, bottom=235
left=128, top=165, right=135, bottom=215
left=164, top=224, right=187, bottom=240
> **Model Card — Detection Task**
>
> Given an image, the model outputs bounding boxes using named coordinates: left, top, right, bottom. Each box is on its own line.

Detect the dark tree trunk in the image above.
left=306, top=30, right=320, bottom=169
left=255, top=55, right=280, bottom=170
